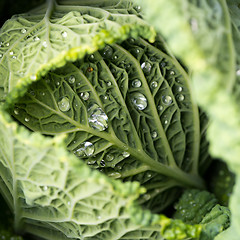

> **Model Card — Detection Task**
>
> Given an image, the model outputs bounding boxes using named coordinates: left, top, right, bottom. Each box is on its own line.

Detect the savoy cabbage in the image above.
left=0, top=0, right=238, bottom=239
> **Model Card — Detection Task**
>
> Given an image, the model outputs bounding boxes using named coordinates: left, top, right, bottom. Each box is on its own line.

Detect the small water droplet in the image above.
left=102, top=45, right=113, bottom=58
left=21, top=28, right=27, bottom=34
left=113, top=55, right=118, bottom=60
left=177, top=94, right=185, bottom=101
left=108, top=172, right=121, bottom=178
left=178, top=86, right=183, bottom=92
left=135, top=5, right=141, bottom=12
left=162, top=95, right=172, bottom=105
left=89, top=54, right=95, bottom=61
left=151, top=131, right=158, bottom=139
left=9, top=51, right=14, bottom=55
left=100, top=160, right=105, bottom=167
left=190, top=18, right=198, bottom=32
left=88, top=103, right=108, bottom=131
left=61, top=31, right=68, bottom=38
left=106, top=154, right=114, bottom=161
left=132, top=79, right=142, bottom=88
left=147, top=173, right=152, bottom=178
left=58, top=97, right=70, bottom=112
left=129, top=38, right=135, bottom=44
left=68, top=75, right=75, bottom=84
left=14, top=108, right=19, bottom=115
left=135, top=48, right=140, bottom=54
left=67, top=201, right=71, bottom=206
left=102, top=96, right=108, bottom=100
left=236, top=69, right=240, bottom=76
left=25, top=116, right=30, bottom=122
left=12, top=56, right=17, bottom=59
left=131, top=92, right=148, bottom=110
left=6, top=43, right=9, bottom=47
left=43, top=186, right=48, bottom=191
left=74, top=141, right=94, bottom=157
left=170, top=70, right=175, bottom=75
left=143, top=194, right=151, bottom=201
left=33, top=36, right=40, bottom=41
left=80, top=92, right=90, bottom=101
left=150, top=81, right=158, bottom=89
left=87, top=159, right=96, bottom=165
left=56, top=81, right=60, bottom=86
left=107, top=81, right=112, bottom=86
left=141, top=61, right=152, bottom=74
left=30, top=75, right=37, bottom=80
left=97, top=215, right=102, bottom=220
left=29, top=90, right=35, bottom=96
left=158, top=105, right=163, bottom=111
left=40, top=91, right=45, bottom=96
left=164, top=120, right=168, bottom=125
left=123, top=151, right=130, bottom=158
left=42, top=41, right=47, bottom=48
left=0, top=54, right=3, bottom=58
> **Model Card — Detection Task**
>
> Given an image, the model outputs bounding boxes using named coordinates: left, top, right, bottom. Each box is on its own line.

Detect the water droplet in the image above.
left=6, top=43, right=9, bottom=47
left=102, top=96, right=108, bottom=100
left=141, top=61, right=152, bottom=74
left=177, top=94, right=185, bottom=101
left=56, top=81, right=60, bottom=86
left=190, top=18, right=199, bottom=32
left=106, top=154, right=114, bottom=161
left=42, top=186, right=48, bottom=191
left=102, top=45, right=113, bottom=58
left=25, top=116, right=30, bottom=122
left=236, top=69, right=240, bottom=76
left=129, top=38, right=135, bottom=44
left=87, top=159, right=96, bottom=165
left=132, top=79, right=142, bottom=88
left=108, top=172, right=121, bottom=178
left=14, top=108, right=19, bottom=115
left=9, top=51, right=14, bottom=55
left=123, top=151, right=130, bottom=158
left=178, top=86, right=183, bottom=92
left=100, top=160, right=105, bottom=167
left=21, top=28, right=27, bottom=34
left=42, top=41, right=47, bottom=48
left=89, top=54, right=95, bottom=61
left=80, top=92, right=90, bottom=101
left=151, top=131, right=158, bottom=139
left=158, top=105, right=163, bottom=111
left=0, top=54, right=3, bottom=58
left=40, top=91, right=45, bottom=96
left=33, top=36, right=40, bottom=41
left=30, top=75, right=37, bottom=80
left=135, top=5, right=141, bottom=12
left=164, top=120, right=168, bottom=125
left=131, top=92, right=148, bottom=110
left=113, top=55, right=118, bottom=60
left=68, top=75, right=75, bottom=84
left=87, top=67, right=94, bottom=72
left=29, top=90, right=35, bottom=96
left=107, top=81, right=112, bottom=86
left=160, top=61, right=166, bottom=67
left=150, top=81, right=158, bottom=88
left=147, top=173, right=152, bottom=178
left=170, top=70, right=175, bottom=75
left=143, top=194, right=151, bottom=201
left=67, top=201, right=71, bottom=206
left=162, top=95, right=172, bottom=105
left=61, top=31, right=67, bottom=38
left=74, top=141, right=94, bottom=157
left=12, top=56, right=16, bottom=59
left=97, top=215, right=102, bottom=220
left=88, top=103, right=108, bottom=131
left=58, top=97, right=70, bottom=112
left=135, top=48, right=140, bottom=54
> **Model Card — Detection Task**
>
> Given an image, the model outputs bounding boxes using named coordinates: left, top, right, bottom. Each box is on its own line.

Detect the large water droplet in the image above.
left=21, top=28, right=27, bottom=34
left=132, top=79, right=142, bottom=88
left=177, top=94, right=185, bottom=101
left=61, top=31, right=68, bottom=38
left=162, top=95, right=172, bottom=105
left=178, top=86, right=183, bottom=92
left=58, top=97, right=70, bottom=112
left=68, top=75, right=75, bottom=84
left=151, top=131, right=158, bottom=139
left=88, top=103, right=108, bottom=131
left=141, top=62, right=152, bottom=74
left=131, top=92, right=148, bottom=110
left=102, top=45, right=113, bottom=58
left=80, top=92, right=90, bottom=101
left=74, top=141, right=94, bottom=157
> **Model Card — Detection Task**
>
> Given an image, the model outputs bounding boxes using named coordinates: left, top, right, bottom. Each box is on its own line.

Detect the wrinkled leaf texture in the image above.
left=0, top=0, right=209, bottom=239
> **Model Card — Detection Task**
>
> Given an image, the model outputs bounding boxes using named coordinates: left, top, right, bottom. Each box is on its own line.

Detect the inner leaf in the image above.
left=11, top=37, right=205, bottom=212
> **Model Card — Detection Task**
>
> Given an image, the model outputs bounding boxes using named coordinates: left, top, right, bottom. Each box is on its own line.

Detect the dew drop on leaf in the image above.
left=177, top=94, right=185, bottom=101
left=100, top=160, right=106, bottom=167
left=0, top=54, right=3, bottom=58
left=80, top=92, right=90, bottom=101
left=33, top=36, right=40, bottom=41
left=6, top=43, right=9, bottom=47
left=74, top=141, right=94, bottom=157
left=14, top=108, right=19, bottom=115
left=87, top=159, right=96, bottom=165
left=58, top=97, right=70, bottom=112
left=24, top=116, right=30, bottom=122
left=61, top=31, right=68, bottom=38
left=131, top=92, right=148, bottom=110
left=158, top=105, right=163, bottom=111
left=150, top=81, right=158, bottom=89
left=21, top=28, right=27, bottom=34
left=105, top=154, right=114, bottom=161
left=108, top=172, right=121, bottom=178
left=131, top=79, right=142, bottom=88
left=141, top=61, right=152, bottom=74
left=42, top=41, right=47, bottom=48
left=164, top=120, right=168, bottom=125
left=97, top=215, right=102, bottom=220
left=178, top=86, right=183, bottom=92
left=123, top=151, right=130, bottom=158
left=102, top=45, right=113, bottom=58
left=87, top=103, right=108, bottom=131
left=30, top=75, right=37, bottom=80
left=170, top=70, right=175, bottom=75
left=113, top=55, right=118, bottom=60
left=9, top=51, right=14, bottom=55
left=162, top=95, right=172, bottom=105
left=151, top=131, right=158, bottom=139
left=107, top=81, right=112, bottom=86
left=68, top=75, right=75, bottom=84
left=236, top=69, right=240, bottom=76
